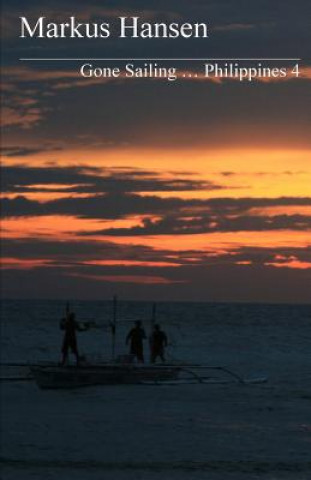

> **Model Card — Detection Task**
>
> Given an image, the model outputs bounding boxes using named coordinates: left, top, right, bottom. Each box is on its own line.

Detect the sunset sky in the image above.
left=1, top=0, right=311, bottom=303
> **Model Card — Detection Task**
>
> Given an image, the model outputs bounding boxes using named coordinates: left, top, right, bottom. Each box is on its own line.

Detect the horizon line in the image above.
left=2, top=297, right=310, bottom=306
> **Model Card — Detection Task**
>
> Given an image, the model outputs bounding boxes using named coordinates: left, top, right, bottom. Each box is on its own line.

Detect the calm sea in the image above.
left=1, top=299, right=311, bottom=480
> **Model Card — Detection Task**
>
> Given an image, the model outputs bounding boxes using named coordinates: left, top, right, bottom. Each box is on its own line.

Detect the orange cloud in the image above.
left=103, top=230, right=311, bottom=252
left=1, top=257, right=53, bottom=269
left=0, top=214, right=161, bottom=240
left=84, top=260, right=180, bottom=267
left=265, top=260, right=311, bottom=270
left=68, top=273, right=183, bottom=284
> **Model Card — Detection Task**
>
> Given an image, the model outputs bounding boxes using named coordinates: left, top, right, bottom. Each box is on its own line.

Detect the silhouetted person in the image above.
left=150, top=324, right=168, bottom=363
left=60, top=312, right=81, bottom=366
left=126, top=321, right=146, bottom=363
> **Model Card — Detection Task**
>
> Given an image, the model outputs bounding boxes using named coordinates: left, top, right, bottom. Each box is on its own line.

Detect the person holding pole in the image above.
left=60, top=311, right=83, bottom=366
left=126, top=321, right=146, bottom=363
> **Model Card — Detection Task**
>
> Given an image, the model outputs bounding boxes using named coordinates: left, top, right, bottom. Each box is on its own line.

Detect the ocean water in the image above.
left=1, top=299, right=311, bottom=479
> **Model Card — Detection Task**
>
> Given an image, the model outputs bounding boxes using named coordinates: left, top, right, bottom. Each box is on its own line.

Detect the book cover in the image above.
left=1, top=1, right=311, bottom=479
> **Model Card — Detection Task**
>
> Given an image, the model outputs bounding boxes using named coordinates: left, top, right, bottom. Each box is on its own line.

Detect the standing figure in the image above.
left=150, top=324, right=168, bottom=363
left=126, top=321, right=146, bottom=363
left=60, top=312, right=81, bottom=366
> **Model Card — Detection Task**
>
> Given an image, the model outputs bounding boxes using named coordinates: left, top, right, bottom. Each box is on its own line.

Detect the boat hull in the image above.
left=31, top=364, right=181, bottom=389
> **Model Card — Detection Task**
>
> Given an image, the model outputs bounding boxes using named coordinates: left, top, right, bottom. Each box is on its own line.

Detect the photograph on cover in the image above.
left=1, top=1, right=311, bottom=479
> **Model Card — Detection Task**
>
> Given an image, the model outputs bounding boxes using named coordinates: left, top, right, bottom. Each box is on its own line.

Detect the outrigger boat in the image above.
left=1, top=298, right=267, bottom=389
left=29, top=297, right=183, bottom=389
left=1, top=361, right=267, bottom=388
left=30, top=362, right=181, bottom=389
left=29, top=362, right=266, bottom=389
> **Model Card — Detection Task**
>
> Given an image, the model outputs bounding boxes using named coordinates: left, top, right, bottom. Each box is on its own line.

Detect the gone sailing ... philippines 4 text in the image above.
left=79, top=61, right=301, bottom=83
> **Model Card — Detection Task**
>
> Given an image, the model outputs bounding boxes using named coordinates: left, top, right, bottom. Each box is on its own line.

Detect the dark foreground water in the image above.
left=1, top=300, right=311, bottom=479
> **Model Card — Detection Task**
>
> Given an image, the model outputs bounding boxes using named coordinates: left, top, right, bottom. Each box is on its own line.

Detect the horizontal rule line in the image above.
left=19, top=58, right=302, bottom=62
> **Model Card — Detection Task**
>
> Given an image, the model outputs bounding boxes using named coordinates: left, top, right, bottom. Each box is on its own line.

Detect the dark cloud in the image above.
left=3, top=68, right=311, bottom=148
left=0, top=236, right=179, bottom=263
left=2, top=236, right=310, bottom=266
left=0, top=193, right=190, bottom=219
left=1, top=145, right=63, bottom=157
left=84, top=213, right=311, bottom=236
left=1, top=164, right=220, bottom=194
left=2, top=192, right=311, bottom=218
left=2, top=198, right=311, bottom=247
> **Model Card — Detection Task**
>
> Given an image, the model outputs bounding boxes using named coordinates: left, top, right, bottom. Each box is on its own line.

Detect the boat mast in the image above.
left=149, top=302, right=157, bottom=362
left=111, top=295, right=117, bottom=361
left=151, top=302, right=156, bottom=330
